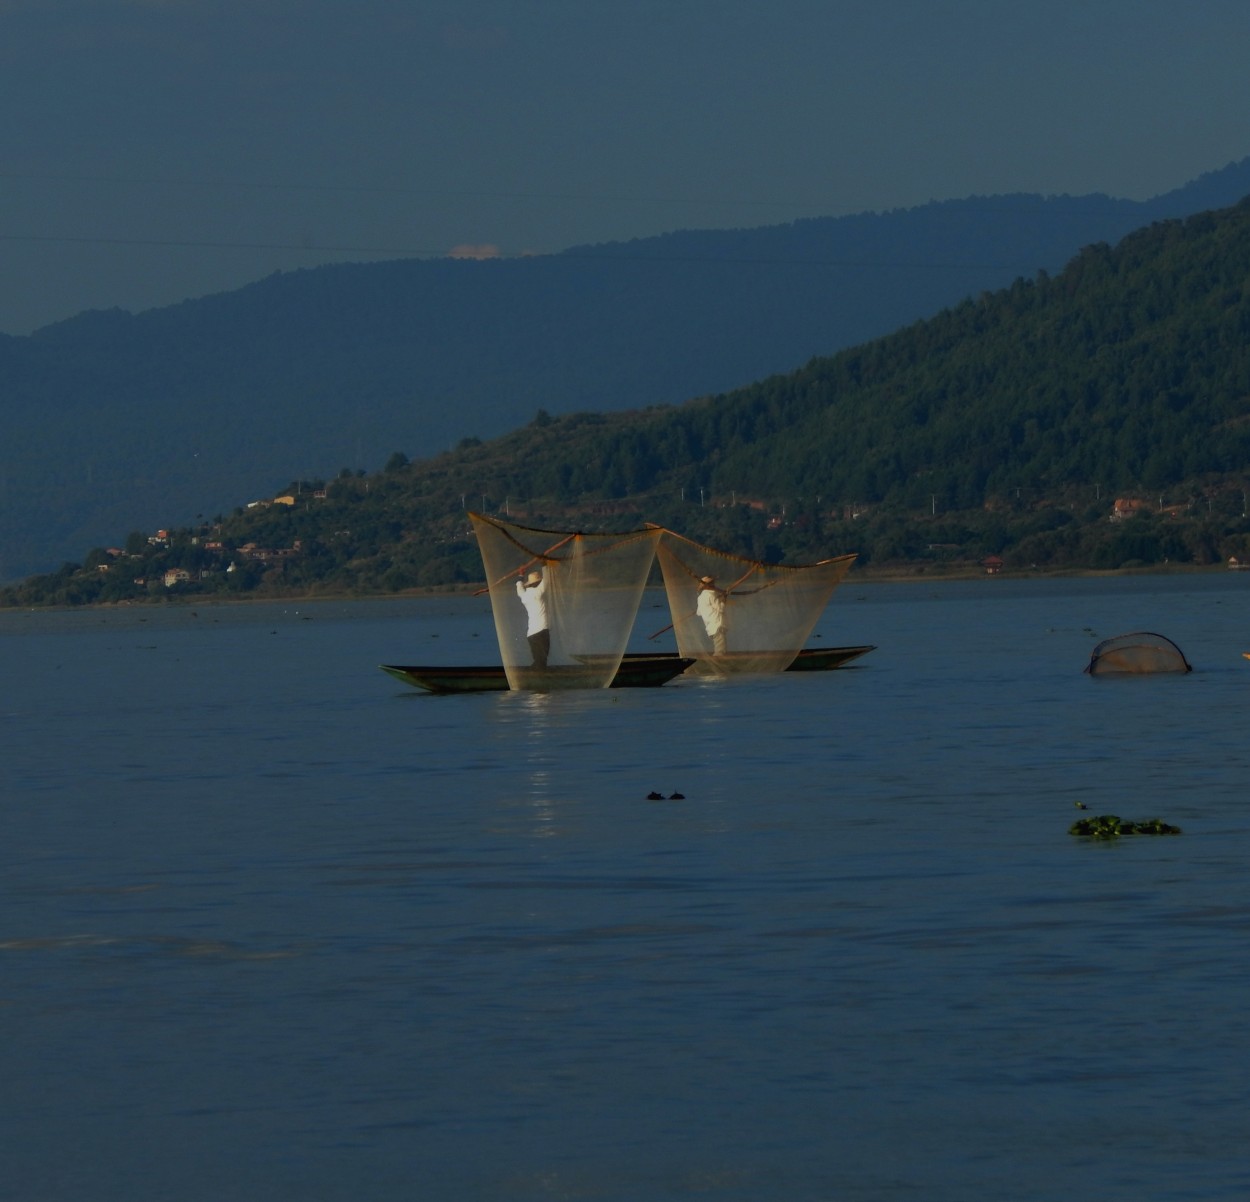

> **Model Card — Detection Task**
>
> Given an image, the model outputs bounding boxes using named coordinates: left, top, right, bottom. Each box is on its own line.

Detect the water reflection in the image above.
left=11, top=578, right=1250, bottom=1202
left=489, top=690, right=570, bottom=836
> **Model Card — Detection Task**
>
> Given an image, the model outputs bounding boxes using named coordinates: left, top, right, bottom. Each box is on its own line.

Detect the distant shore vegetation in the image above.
left=7, top=196, right=1250, bottom=607
left=4, top=461, right=1250, bottom=608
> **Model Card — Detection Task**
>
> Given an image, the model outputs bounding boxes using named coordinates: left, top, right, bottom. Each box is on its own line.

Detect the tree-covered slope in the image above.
left=401, top=198, right=1250, bottom=542
left=631, top=202, right=1250, bottom=510
left=3, top=157, right=1250, bottom=581
left=10, top=192, right=1250, bottom=606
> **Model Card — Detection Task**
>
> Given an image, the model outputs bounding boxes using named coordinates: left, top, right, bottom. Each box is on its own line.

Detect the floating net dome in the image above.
left=654, top=528, right=856, bottom=677
left=1085, top=632, right=1192, bottom=676
left=470, top=513, right=662, bottom=691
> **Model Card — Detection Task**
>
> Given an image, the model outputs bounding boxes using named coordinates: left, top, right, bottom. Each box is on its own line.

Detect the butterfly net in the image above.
left=1085, top=632, right=1192, bottom=675
left=655, top=529, right=856, bottom=676
left=471, top=513, right=662, bottom=690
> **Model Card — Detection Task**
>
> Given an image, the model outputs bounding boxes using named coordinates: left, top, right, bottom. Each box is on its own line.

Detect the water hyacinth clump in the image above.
left=1069, top=814, right=1183, bottom=839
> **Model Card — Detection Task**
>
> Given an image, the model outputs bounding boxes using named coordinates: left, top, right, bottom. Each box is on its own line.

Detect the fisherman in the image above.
left=696, top=575, right=727, bottom=655
left=515, top=566, right=550, bottom=667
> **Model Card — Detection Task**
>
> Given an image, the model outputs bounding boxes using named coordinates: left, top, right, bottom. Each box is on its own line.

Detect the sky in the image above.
left=3, top=0, right=1250, bottom=335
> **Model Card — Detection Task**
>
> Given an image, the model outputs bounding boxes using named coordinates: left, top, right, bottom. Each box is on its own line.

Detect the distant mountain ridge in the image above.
left=2, top=156, right=1250, bottom=581
left=9, top=186, right=1250, bottom=606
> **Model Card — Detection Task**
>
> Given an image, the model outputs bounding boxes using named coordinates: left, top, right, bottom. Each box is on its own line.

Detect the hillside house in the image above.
left=1111, top=498, right=1149, bottom=521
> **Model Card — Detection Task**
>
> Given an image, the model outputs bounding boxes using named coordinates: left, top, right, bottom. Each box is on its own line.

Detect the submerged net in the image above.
left=1085, top=632, right=1192, bottom=676
left=471, top=513, right=662, bottom=690
left=654, top=529, right=856, bottom=676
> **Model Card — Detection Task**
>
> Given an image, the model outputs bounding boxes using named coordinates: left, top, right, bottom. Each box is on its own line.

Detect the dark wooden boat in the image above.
left=621, top=644, right=876, bottom=672
left=782, top=644, right=876, bottom=671
left=383, top=644, right=874, bottom=694
left=380, top=653, right=695, bottom=694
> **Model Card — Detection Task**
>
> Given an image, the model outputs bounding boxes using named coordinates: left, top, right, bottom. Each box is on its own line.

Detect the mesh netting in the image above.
left=1085, top=632, right=1192, bottom=675
left=654, top=529, right=856, bottom=676
left=471, top=513, right=662, bottom=690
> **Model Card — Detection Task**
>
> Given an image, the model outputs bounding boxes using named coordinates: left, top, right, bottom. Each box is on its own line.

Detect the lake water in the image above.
left=3, top=573, right=1250, bottom=1201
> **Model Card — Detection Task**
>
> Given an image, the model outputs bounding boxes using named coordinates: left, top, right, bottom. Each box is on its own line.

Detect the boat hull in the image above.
left=380, top=654, right=695, bottom=694
left=382, top=645, right=874, bottom=694
left=781, top=644, right=876, bottom=670
left=621, top=644, right=876, bottom=672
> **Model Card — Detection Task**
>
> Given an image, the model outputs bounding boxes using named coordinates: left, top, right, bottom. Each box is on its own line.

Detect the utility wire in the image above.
left=0, top=231, right=1041, bottom=274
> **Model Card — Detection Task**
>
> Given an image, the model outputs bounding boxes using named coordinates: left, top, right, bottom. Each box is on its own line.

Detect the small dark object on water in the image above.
left=1069, top=814, right=1182, bottom=839
left=669, top=792, right=685, bottom=800
left=1085, top=632, right=1191, bottom=676
left=647, top=791, right=665, bottom=800
left=1074, top=801, right=1088, bottom=809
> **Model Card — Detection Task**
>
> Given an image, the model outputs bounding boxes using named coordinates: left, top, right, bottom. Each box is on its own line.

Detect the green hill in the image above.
left=4, top=157, right=1250, bottom=581
left=8, top=195, right=1250, bottom=606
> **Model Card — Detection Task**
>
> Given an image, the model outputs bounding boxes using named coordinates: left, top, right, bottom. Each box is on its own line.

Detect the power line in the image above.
left=0, top=232, right=438, bottom=255
left=0, top=231, right=1043, bottom=274
left=0, top=170, right=1141, bottom=214
left=0, top=170, right=833, bottom=209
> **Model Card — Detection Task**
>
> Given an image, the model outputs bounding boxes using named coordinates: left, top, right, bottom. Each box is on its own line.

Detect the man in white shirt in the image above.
left=696, top=575, right=727, bottom=655
left=516, top=568, right=550, bottom=667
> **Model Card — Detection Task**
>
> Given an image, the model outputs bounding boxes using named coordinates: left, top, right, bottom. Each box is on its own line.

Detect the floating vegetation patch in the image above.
left=1069, top=814, right=1182, bottom=839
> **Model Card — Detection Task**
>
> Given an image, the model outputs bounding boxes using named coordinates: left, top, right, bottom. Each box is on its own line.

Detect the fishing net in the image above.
left=654, top=529, right=856, bottom=676
left=471, top=513, right=662, bottom=690
left=1085, top=632, right=1192, bottom=675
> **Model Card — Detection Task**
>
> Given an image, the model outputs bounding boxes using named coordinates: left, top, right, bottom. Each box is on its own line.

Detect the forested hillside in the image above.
left=3, top=157, right=1250, bottom=581
left=8, top=193, right=1250, bottom=607
left=566, top=203, right=1250, bottom=505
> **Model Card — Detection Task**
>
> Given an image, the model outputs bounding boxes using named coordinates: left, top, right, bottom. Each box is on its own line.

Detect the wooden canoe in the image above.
left=380, top=653, right=695, bottom=694
left=781, top=644, right=876, bottom=671
left=621, top=644, right=876, bottom=671
left=382, top=644, right=875, bottom=694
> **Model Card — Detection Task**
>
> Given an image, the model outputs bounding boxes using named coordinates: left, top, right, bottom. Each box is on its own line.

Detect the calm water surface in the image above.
left=3, top=574, right=1250, bottom=1201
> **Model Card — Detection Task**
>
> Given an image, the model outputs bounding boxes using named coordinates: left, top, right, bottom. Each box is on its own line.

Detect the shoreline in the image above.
left=1, top=560, right=1243, bottom=616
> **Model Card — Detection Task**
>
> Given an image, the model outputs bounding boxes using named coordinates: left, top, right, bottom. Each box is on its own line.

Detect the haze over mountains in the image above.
left=3, top=157, right=1250, bottom=582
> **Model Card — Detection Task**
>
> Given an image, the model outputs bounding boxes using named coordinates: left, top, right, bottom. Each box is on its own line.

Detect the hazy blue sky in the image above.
left=3, top=0, right=1250, bottom=334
